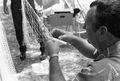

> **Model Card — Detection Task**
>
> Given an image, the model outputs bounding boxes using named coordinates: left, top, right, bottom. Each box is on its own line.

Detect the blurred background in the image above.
left=0, top=0, right=94, bottom=12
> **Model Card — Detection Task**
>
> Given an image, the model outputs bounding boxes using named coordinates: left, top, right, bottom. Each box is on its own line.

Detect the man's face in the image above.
left=83, top=7, right=99, bottom=48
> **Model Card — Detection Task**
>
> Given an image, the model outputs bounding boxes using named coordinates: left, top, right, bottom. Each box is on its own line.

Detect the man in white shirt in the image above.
left=45, top=0, right=120, bottom=81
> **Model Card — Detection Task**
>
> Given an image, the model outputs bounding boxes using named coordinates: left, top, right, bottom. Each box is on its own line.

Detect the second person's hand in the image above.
left=3, top=5, right=9, bottom=14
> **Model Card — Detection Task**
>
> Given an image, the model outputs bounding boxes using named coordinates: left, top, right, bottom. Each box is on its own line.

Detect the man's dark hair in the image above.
left=73, top=8, right=81, bottom=17
left=90, top=0, right=120, bottom=38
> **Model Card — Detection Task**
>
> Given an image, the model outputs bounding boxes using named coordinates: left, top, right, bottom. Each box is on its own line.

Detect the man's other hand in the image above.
left=51, top=28, right=67, bottom=39
left=3, top=5, right=9, bottom=14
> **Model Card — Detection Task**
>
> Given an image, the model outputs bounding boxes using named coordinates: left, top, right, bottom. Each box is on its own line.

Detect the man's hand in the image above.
left=3, top=5, right=9, bottom=14
left=45, top=40, right=60, bottom=56
left=51, top=28, right=76, bottom=44
left=51, top=28, right=68, bottom=39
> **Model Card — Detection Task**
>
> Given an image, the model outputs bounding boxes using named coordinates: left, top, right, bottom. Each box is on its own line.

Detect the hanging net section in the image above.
left=0, top=21, right=18, bottom=81
left=22, top=0, right=46, bottom=48
left=22, top=0, right=50, bottom=60
left=21, top=0, right=66, bottom=60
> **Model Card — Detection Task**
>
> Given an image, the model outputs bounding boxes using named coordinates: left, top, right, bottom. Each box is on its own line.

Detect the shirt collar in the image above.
left=94, top=41, right=120, bottom=61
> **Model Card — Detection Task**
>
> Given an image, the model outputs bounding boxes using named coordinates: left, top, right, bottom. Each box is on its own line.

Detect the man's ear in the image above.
left=96, top=26, right=108, bottom=41
left=96, top=26, right=108, bottom=36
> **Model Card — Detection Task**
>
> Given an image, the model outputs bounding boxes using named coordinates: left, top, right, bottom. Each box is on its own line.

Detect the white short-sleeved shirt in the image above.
left=74, top=41, right=120, bottom=81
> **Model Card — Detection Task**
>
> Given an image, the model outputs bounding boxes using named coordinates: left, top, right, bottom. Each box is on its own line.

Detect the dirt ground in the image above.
left=0, top=6, right=91, bottom=81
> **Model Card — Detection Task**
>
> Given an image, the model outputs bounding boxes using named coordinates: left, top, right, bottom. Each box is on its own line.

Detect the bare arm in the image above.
left=45, top=40, right=97, bottom=81
left=60, top=35, right=95, bottom=59
left=51, top=28, right=96, bottom=59
left=45, top=40, right=66, bottom=81
left=49, top=57, right=66, bottom=81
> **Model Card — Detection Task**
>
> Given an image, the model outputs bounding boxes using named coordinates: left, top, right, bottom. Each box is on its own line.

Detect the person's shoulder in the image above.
left=90, top=57, right=120, bottom=80
left=74, top=57, right=120, bottom=81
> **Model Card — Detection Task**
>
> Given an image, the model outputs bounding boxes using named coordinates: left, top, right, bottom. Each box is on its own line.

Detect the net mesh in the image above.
left=22, top=0, right=40, bottom=48
left=22, top=0, right=67, bottom=60
left=0, top=21, right=18, bottom=81
left=22, top=0, right=52, bottom=60
left=24, top=0, right=47, bottom=43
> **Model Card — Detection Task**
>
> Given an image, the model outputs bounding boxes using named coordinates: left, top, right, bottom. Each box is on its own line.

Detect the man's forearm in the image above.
left=49, top=57, right=66, bottom=81
left=69, top=36, right=95, bottom=59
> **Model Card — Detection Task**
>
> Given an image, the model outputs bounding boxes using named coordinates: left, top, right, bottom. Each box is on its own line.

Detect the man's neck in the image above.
left=99, top=40, right=120, bottom=56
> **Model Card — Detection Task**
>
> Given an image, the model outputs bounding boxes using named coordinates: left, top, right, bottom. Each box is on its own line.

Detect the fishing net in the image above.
left=22, top=0, right=50, bottom=60
left=0, top=21, right=18, bottom=81
left=21, top=0, right=66, bottom=60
